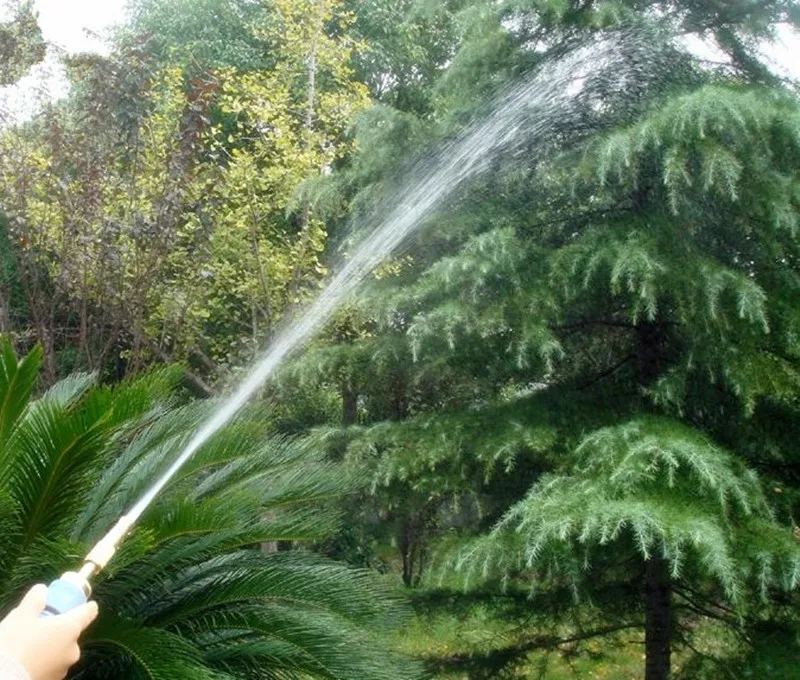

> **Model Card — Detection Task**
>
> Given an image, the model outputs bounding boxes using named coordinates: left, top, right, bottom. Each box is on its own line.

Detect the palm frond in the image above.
left=80, top=615, right=209, bottom=680
left=0, top=349, right=420, bottom=680
left=0, top=339, right=41, bottom=454
left=41, top=372, right=96, bottom=408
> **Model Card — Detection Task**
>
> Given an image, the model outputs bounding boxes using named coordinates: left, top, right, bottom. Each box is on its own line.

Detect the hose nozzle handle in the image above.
left=41, top=572, right=91, bottom=618
left=39, top=514, right=133, bottom=617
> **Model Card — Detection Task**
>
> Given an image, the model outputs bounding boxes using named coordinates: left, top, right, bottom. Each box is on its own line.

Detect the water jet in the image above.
left=42, top=29, right=664, bottom=616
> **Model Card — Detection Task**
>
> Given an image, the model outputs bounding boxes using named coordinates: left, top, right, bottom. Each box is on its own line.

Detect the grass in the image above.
left=391, top=595, right=649, bottom=679
left=370, top=550, right=798, bottom=679
left=385, top=584, right=769, bottom=679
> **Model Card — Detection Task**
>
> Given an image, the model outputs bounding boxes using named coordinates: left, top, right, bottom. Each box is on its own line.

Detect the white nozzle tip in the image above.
left=83, top=515, right=134, bottom=572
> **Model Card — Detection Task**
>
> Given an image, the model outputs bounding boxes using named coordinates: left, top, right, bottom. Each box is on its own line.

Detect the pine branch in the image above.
left=577, top=353, right=635, bottom=390
left=672, top=587, right=737, bottom=626
left=674, top=582, right=739, bottom=618
left=555, top=319, right=636, bottom=332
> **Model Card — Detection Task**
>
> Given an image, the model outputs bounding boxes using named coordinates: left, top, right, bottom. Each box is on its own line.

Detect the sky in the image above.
left=0, top=1, right=798, bottom=122
left=769, top=24, right=800, bottom=80
left=0, top=0, right=128, bottom=121
left=34, top=0, right=128, bottom=54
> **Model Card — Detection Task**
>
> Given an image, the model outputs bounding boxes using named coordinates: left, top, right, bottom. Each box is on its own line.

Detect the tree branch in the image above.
left=148, top=342, right=216, bottom=397
left=577, top=354, right=636, bottom=390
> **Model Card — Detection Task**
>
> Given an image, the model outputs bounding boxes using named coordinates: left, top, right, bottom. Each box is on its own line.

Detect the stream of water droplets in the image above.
left=125, top=30, right=657, bottom=522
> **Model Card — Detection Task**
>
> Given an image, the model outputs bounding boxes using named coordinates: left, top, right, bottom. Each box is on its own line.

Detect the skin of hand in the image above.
left=0, top=585, right=99, bottom=680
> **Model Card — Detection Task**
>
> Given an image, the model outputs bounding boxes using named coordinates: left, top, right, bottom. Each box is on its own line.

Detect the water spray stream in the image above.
left=43, top=30, right=661, bottom=616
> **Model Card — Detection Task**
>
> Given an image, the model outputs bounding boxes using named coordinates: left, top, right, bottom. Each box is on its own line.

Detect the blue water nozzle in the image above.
left=41, top=573, right=91, bottom=618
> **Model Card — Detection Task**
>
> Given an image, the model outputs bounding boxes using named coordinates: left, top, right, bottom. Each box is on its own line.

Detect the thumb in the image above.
left=16, top=584, right=48, bottom=617
left=60, top=601, right=99, bottom=632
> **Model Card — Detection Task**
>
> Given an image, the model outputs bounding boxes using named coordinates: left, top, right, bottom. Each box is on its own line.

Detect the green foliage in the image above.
left=0, top=0, right=371, bottom=382
left=275, top=3, right=800, bottom=677
left=125, top=0, right=269, bottom=71
left=454, top=417, right=799, bottom=598
left=0, top=338, right=421, bottom=679
left=0, top=0, right=799, bottom=676
left=346, top=0, right=465, bottom=113
left=0, top=0, right=45, bottom=86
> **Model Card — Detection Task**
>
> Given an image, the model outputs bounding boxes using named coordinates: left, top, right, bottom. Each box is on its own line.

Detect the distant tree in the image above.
left=345, top=0, right=466, bottom=114
left=123, top=0, right=270, bottom=71
left=0, top=0, right=369, bottom=386
left=0, top=0, right=45, bottom=86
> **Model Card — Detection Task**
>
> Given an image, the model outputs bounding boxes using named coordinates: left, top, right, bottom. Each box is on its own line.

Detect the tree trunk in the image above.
left=416, top=543, right=427, bottom=586
left=399, top=508, right=431, bottom=588
left=645, top=555, right=672, bottom=680
left=23, top=265, right=57, bottom=384
left=635, top=320, right=663, bottom=386
left=342, top=382, right=358, bottom=425
left=192, top=346, right=228, bottom=379
left=390, top=371, right=407, bottom=421
left=149, top=342, right=216, bottom=397
left=288, top=0, right=325, bottom=300
left=245, top=187, right=272, bottom=336
left=79, top=295, right=92, bottom=370
left=400, top=519, right=414, bottom=587
left=38, top=324, right=57, bottom=386
left=0, top=287, right=10, bottom=333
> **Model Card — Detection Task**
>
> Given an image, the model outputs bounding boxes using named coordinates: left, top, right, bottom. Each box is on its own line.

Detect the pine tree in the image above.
left=280, top=1, right=800, bottom=676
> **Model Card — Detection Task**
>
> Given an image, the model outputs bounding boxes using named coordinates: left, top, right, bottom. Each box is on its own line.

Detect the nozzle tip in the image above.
left=78, top=562, right=98, bottom=580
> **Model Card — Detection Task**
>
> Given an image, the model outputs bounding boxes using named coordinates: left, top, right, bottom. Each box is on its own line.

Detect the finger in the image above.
left=17, top=584, right=48, bottom=616
left=61, top=600, right=99, bottom=631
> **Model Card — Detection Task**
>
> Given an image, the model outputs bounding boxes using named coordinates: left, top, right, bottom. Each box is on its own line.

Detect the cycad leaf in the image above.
left=0, top=339, right=41, bottom=455
left=8, top=402, right=108, bottom=545
left=41, top=372, right=96, bottom=409
left=0, top=353, right=421, bottom=679
left=81, top=615, right=207, bottom=680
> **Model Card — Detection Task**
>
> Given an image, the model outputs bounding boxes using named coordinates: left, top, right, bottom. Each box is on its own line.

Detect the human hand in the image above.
left=0, top=585, right=98, bottom=680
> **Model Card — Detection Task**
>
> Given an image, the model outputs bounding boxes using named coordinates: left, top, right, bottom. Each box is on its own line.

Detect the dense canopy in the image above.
left=0, top=1, right=798, bottom=679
